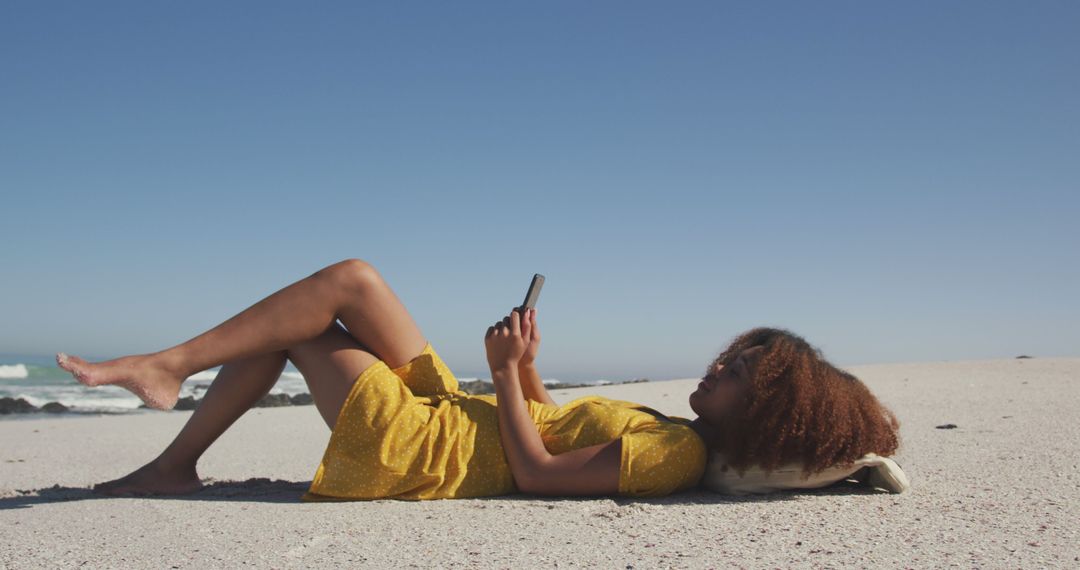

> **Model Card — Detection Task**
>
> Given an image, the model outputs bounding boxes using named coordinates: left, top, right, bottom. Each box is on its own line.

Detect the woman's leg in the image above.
left=57, top=258, right=428, bottom=410
left=94, top=324, right=380, bottom=495
left=93, top=350, right=290, bottom=495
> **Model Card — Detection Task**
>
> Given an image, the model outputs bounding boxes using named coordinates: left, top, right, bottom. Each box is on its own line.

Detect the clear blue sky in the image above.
left=2, top=2, right=1077, bottom=382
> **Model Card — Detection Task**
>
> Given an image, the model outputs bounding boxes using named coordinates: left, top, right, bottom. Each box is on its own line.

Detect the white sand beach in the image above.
left=2, top=357, right=1078, bottom=568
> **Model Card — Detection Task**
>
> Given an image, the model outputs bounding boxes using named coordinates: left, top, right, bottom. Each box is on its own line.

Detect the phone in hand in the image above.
left=516, top=273, right=545, bottom=314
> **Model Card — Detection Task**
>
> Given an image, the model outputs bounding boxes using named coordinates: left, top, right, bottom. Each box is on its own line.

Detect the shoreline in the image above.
left=0, top=378, right=656, bottom=418
left=0, top=354, right=1065, bottom=419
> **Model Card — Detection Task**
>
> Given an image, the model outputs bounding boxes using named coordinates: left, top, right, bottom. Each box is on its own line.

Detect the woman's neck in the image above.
left=688, top=416, right=720, bottom=443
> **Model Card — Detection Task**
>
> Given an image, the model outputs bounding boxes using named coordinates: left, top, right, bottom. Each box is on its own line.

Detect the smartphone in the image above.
left=517, top=273, right=545, bottom=313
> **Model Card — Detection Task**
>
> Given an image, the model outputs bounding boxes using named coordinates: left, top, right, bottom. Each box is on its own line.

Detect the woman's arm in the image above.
left=518, top=362, right=556, bottom=406
left=492, top=365, right=620, bottom=495
left=515, top=308, right=555, bottom=405
left=486, top=310, right=619, bottom=495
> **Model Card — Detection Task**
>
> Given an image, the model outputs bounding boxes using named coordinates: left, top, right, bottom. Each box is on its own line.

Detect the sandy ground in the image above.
left=2, top=357, right=1078, bottom=568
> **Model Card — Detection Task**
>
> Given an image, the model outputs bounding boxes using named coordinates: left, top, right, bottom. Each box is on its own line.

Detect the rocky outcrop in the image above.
left=0, top=398, right=71, bottom=414
left=173, top=396, right=200, bottom=411
left=456, top=378, right=644, bottom=395
left=0, top=397, right=38, bottom=414
left=41, top=402, right=69, bottom=413
left=289, top=393, right=314, bottom=406
left=2, top=377, right=652, bottom=415
left=255, top=393, right=292, bottom=407
left=458, top=380, right=495, bottom=395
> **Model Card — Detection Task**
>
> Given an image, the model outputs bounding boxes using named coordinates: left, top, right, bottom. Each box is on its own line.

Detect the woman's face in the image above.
left=689, top=345, right=764, bottom=425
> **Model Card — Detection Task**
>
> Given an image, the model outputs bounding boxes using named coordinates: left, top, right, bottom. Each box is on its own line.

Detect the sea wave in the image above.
left=0, top=364, right=29, bottom=379
left=187, top=369, right=219, bottom=381
left=183, top=370, right=306, bottom=382
left=15, top=392, right=145, bottom=411
left=0, top=359, right=613, bottom=415
left=1, top=367, right=313, bottom=414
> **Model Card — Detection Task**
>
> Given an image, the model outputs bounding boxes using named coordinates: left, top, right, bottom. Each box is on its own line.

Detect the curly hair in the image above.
left=705, top=327, right=900, bottom=476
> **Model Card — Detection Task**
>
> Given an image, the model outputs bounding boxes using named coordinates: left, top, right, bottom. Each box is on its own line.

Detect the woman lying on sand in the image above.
left=57, top=258, right=902, bottom=499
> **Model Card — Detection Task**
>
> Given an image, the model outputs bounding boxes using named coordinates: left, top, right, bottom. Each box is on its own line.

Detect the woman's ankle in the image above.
left=154, top=453, right=198, bottom=475
left=152, top=348, right=193, bottom=381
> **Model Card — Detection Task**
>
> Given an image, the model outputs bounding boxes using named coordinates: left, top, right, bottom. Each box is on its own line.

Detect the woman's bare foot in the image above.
left=56, top=352, right=184, bottom=410
left=93, top=458, right=203, bottom=497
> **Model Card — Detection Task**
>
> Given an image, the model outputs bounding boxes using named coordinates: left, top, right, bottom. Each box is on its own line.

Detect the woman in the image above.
left=56, top=258, right=901, bottom=499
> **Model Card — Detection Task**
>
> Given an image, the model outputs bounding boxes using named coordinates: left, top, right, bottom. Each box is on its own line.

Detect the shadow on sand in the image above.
left=1, top=478, right=311, bottom=509
left=0, top=477, right=886, bottom=511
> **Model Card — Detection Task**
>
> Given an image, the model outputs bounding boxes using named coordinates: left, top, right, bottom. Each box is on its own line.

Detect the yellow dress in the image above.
left=302, top=343, right=706, bottom=501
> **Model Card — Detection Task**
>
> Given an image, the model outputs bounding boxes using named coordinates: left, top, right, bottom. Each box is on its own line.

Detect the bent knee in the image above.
left=316, top=258, right=382, bottom=293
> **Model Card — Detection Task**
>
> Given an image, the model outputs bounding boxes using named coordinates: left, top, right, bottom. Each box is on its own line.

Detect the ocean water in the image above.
left=0, top=354, right=311, bottom=414
left=0, top=354, right=586, bottom=416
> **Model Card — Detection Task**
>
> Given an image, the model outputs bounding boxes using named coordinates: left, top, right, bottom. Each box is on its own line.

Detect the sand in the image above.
left=2, top=357, right=1078, bottom=568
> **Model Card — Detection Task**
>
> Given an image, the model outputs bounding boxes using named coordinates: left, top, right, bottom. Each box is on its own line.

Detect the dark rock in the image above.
left=543, top=382, right=591, bottom=390
left=0, top=397, right=38, bottom=414
left=255, top=393, right=292, bottom=407
left=622, top=378, right=651, bottom=384
left=41, top=402, right=69, bottom=413
left=1015, top=355, right=1033, bottom=359
left=289, top=393, right=314, bottom=406
left=173, top=396, right=200, bottom=411
left=459, top=380, right=495, bottom=395
left=936, top=423, right=958, bottom=429
left=191, top=382, right=212, bottom=393
left=457, top=379, right=606, bottom=395
left=167, top=392, right=311, bottom=411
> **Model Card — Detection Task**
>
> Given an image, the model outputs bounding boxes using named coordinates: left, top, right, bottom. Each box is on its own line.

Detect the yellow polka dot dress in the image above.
left=302, top=343, right=706, bottom=501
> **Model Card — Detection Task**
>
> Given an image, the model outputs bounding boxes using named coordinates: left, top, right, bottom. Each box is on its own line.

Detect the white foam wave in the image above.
left=2, top=369, right=315, bottom=414
left=183, top=370, right=305, bottom=382
left=186, top=369, right=220, bottom=381
left=16, top=392, right=145, bottom=410
left=0, top=364, right=29, bottom=379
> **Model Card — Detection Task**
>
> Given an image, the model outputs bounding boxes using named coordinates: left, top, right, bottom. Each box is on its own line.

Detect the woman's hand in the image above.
left=519, top=308, right=540, bottom=367
left=485, top=309, right=535, bottom=373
